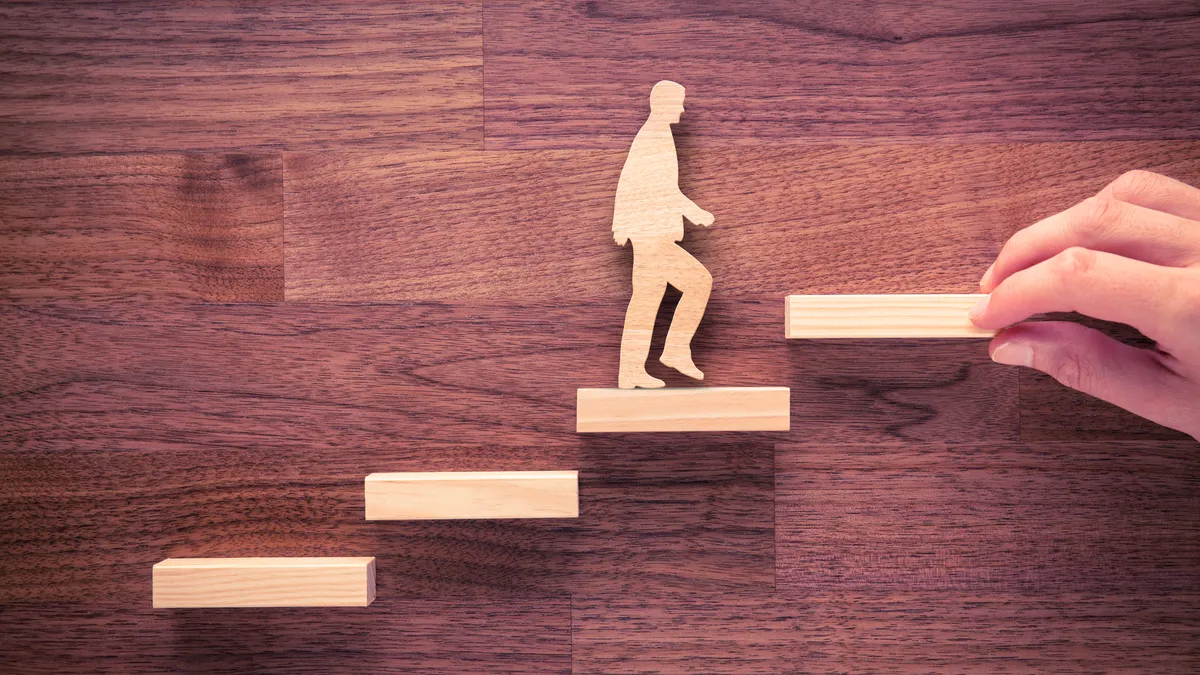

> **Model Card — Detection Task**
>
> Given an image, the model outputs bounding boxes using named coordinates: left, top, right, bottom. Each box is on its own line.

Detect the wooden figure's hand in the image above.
left=614, top=233, right=629, bottom=246
left=692, top=209, right=715, bottom=227
left=970, top=170, right=1200, bottom=440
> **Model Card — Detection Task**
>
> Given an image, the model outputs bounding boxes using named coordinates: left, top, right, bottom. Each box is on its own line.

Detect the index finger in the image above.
left=981, top=194, right=1200, bottom=293
left=971, top=247, right=1189, bottom=345
left=1099, top=170, right=1200, bottom=222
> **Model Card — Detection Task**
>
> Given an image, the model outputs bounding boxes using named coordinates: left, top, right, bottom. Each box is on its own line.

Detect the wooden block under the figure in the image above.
left=365, top=471, right=579, bottom=521
left=152, top=557, right=376, bottom=608
left=785, top=294, right=996, bottom=339
left=577, top=387, right=791, bottom=433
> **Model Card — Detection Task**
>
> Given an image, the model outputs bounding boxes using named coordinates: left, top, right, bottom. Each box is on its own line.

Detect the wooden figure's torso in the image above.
left=613, top=122, right=684, bottom=244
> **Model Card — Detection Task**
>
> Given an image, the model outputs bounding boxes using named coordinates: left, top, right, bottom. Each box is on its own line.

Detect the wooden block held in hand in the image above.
left=577, top=387, right=791, bottom=433
left=785, top=294, right=996, bottom=338
left=152, top=557, right=376, bottom=608
left=365, top=471, right=579, bottom=521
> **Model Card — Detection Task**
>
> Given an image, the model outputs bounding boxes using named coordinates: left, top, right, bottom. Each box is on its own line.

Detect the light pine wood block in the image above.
left=364, top=471, right=579, bottom=521
left=152, top=557, right=376, bottom=608
left=785, top=294, right=997, bottom=339
left=577, top=387, right=790, bottom=433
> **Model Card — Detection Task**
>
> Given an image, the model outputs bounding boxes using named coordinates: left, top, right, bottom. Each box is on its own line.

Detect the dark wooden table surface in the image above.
left=2, top=1, right=1199, bottom=672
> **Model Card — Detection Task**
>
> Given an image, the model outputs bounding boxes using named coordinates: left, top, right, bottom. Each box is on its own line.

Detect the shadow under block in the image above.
left=152, top=557, right=376, bottom=608
left=785, top=294, right=996, bottom=339
left=577, top=387, right=791, bottom=433
left=365, top=471, right=579, bottom=521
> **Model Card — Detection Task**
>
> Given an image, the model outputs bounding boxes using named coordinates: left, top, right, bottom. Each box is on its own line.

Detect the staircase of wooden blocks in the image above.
left=156, top=294, right=990, bottom=607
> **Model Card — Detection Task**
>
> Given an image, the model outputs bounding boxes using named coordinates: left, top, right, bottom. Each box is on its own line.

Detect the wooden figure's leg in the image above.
left=660, top=243, right=712, bottom=380
left=619, top=257, right=669, bottom=389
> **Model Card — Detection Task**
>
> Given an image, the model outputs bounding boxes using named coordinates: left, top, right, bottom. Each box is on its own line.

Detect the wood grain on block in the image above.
left=577, top=387, right=790, bottom=433
left=785, top=294, right=994, bottom=338
left=776, top=442, right=1200, bottom=593
left=0, top=155, right=283, bottom=302
left=365, top=471, right=579, bottom=521
left=0, top=1, right=481, bottom=152
left=283, top=144, right=1200, bottom=302
left=152, top=557, right=376, bottom=608
left=484, top=1, right=1200, bottom=147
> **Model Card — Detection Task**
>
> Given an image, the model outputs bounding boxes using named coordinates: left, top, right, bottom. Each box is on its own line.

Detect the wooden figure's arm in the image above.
left=679, top=193, right=714, bottom=227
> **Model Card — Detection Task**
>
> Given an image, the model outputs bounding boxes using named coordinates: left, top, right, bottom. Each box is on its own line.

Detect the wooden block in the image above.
left=577, top=387, right=790, bottom=433
left=152, top=557, right=376, bottom=608
left=364, top=471, right=579, bottom=521
left=785, top=294, right=996, bottom=339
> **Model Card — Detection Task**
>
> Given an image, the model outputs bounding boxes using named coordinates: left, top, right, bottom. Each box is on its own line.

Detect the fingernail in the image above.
left=991, top=340, right=1034, bottom=368
left=980, top=263, right=995, bottom=290
left=968, top=294, right=989, bottom=320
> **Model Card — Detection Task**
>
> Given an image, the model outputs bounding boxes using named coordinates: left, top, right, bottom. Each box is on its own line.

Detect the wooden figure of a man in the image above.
left=613, top=80, right=714, bottom=389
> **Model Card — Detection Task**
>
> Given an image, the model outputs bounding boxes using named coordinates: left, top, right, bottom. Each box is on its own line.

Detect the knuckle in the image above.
left=1106, top=169, right=1160, bottom=202
left=1081, top=194, right=1119, bottom=232
left=1052, top=246, right=1097, bottom=281
left=1165, top=272, right=1200, bottom=342
left=1065, top=196, right=1118, bottom=245
left=1048, top=351, right=1095, bottom=392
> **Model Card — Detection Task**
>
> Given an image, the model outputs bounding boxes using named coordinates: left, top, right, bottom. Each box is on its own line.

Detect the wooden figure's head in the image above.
left=649, top=80, right=686, bottom=124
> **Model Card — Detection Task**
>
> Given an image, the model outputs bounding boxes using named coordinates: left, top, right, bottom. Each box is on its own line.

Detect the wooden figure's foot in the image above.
left=660, top=348, right=704, bottom=380
left=618, top=371, right=666, bottom=389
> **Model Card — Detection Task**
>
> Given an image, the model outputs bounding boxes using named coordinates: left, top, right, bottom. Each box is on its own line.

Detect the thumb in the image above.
left=989, top=322, right=1195, bottom=436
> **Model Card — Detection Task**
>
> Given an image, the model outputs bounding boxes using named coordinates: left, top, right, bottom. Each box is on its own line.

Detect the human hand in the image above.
left=968, top=170, right=1200, bottom=440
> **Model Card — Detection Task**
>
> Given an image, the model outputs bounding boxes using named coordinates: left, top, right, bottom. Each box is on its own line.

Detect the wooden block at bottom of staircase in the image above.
left=364, top=471, right=580, bottom=521
left=576, top=387, right=791, bottom=433
left=152, top=557, right=376, bottom=608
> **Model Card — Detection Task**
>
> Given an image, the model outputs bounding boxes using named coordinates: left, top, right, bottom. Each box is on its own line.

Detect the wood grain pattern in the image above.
left=0, top=437, right=771, bottom=600
left=573, top=592, right=1200, bottom=673
left=364, top=471, right=579, bottom=520
left=786, top=294, right=994, bottom=338
left=483, top=0, right=1200, bottom=147
left=577, top=387, right=790, bottom=432
left=0, top=599, right=571, bottom=674
left=152, top=557, right=376, bottom=608
left=0, top=300, right=1016, bottom=446
left=6, top=1, right=1200, bottom=666
left=776, top=441, right=1200, bottom=594
left=0, top=1, right=481, bottom=153
left=282, top=143, right=1200, bottom=301
left=0, top=154, right=283, bottom=301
